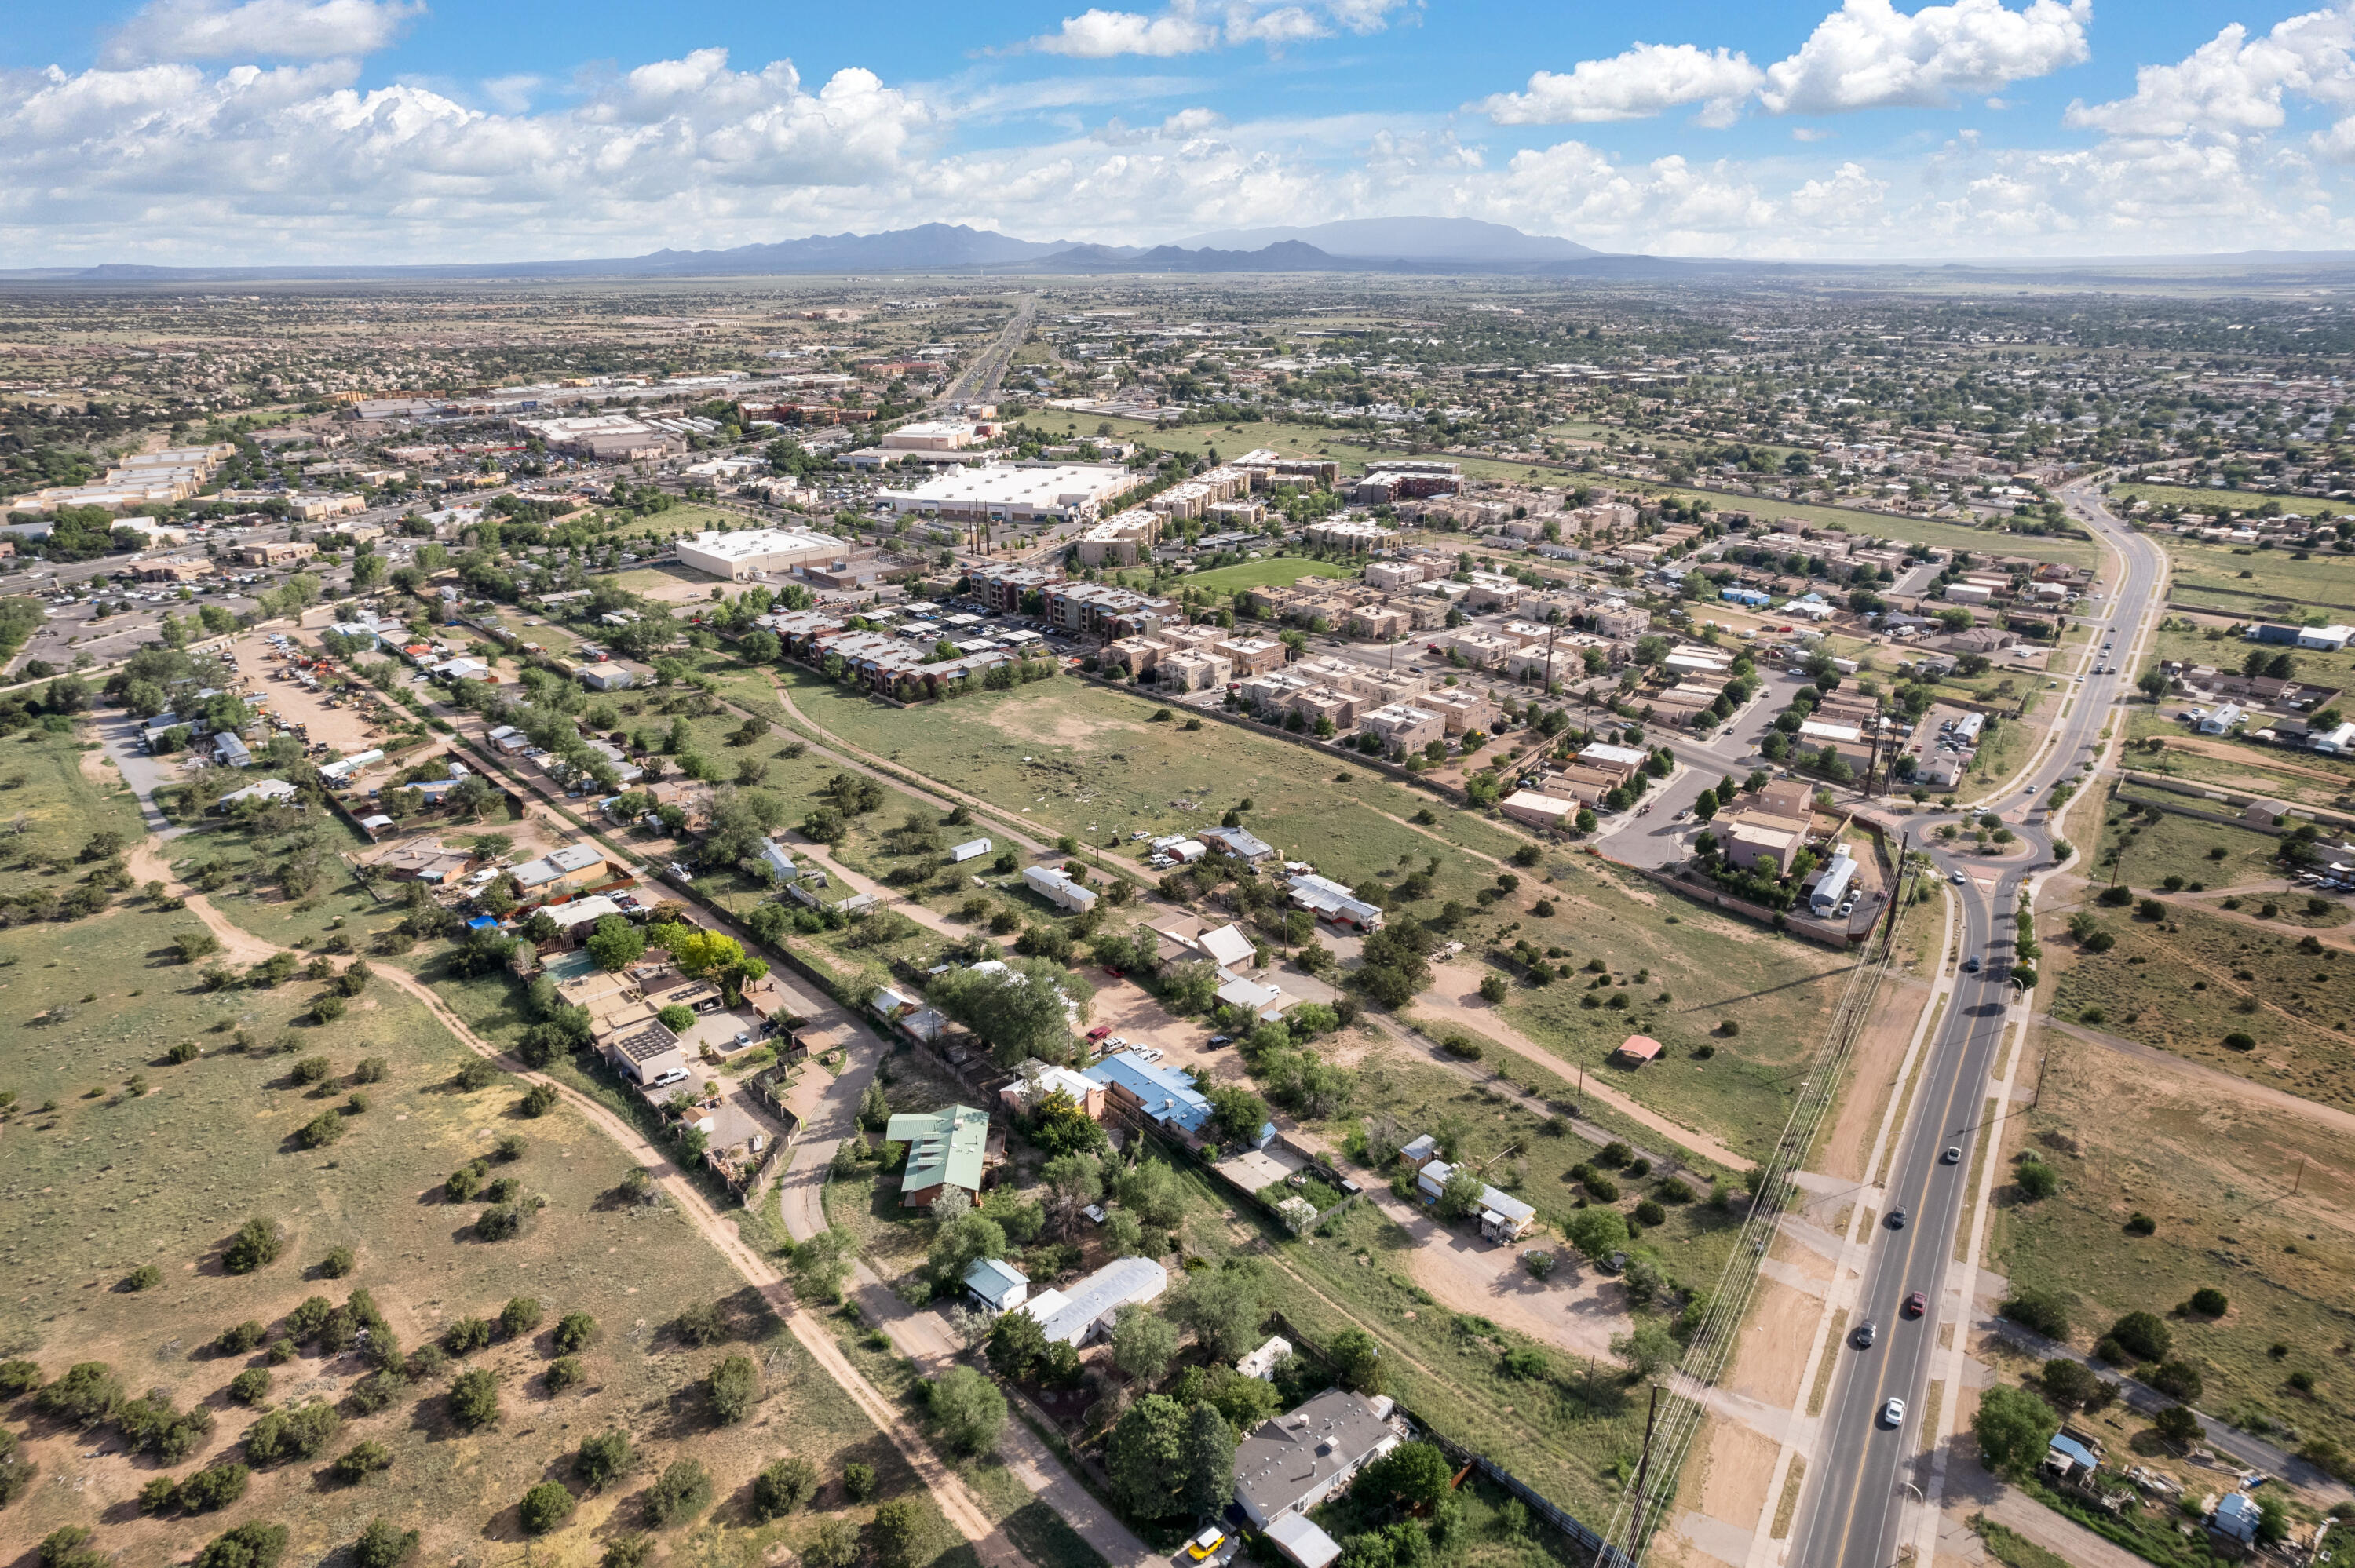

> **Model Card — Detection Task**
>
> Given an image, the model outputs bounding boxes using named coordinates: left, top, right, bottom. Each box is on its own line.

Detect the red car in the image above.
left=1101, top=965, right=1126, bottom=979
left=1903, top=1291, right=1928, bottom=1318
left=1086, top=1025, right=1112, bottom=1043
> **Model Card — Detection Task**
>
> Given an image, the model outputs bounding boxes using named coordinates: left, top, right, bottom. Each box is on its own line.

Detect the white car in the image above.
left=1882, top=1397, right=1906, bottom=1427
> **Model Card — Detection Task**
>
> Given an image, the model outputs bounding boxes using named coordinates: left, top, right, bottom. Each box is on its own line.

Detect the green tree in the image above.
left=1112, top=1304, right=1178, bottom=1386
left=192, top=1521, right=288, bottom=1568
left=586, top=916, right=646, bottom=971
left=519, top=1481, right=576, bottom=1534
left=870, top=1499, right=926, bottom=1568
left=751, top=1456, right=819, bottom=1519
left=447, top=1369, right=500, bottom=1429
left=707, top=1355, right=761, bottom=1424
left=1358, top=1441, right=1454, bottom=1512
left=1177, top=1267, right=1263, bottom=1362
left=1179, top=1402, right=1238, bottom=1521
left=1565, top=1206, right=1630, bottom=1264
left=1327, top=1326, right=1387, bottom=1395
left=575, top=1428, right=632, bottom=1490
left=988, top=1307, right=1049, bottom=1382
left=1106, top=1393, right=1189, bottom=1519
left=644, top=1457, right=712, bottom=1525
left=1612, top=1322, right=1681, bottom=1377
left=351, top=1517, right=419, bottom=1568
left=2108, top=1311, right=2172, bottom=1363
left=929, top=1364, right=1007, bottom=1455
left=1972, top=1384, right=2060, bottom=1475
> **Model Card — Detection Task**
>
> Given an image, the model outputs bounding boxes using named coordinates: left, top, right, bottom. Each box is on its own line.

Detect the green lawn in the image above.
left=0, top=724, right=147, bottom=872
left=1162, top=556, right=1356, bottom=594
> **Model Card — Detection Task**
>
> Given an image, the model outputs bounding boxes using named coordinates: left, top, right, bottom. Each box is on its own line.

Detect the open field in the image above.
left=1988, top=1031, right=2355, bottom=1462
left=2046, top=899, right=2355, bottom=1110
left=2122, top=715, right=2355, bottom=811
left=2107, top=480, right=2334, bottom=518
left=2093, top=793, right=2295, bottom=893
left=0, top=899, right=922, bottom=1568
left=0, top=725, right=148, bottom=871
left=770, top=672, right=1535, bottom=903
left=1156, top=556, right=1355, bottom=594
left=2159, top=538, right=2355, bottom=615
left=1484, top=876, right=1853, bottom=1162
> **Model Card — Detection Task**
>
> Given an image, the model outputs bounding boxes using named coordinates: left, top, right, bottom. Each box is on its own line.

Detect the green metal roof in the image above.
left=885, top=1104, right=991, bottom=1196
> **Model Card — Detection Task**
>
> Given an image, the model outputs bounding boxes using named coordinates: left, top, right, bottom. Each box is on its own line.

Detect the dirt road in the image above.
left=1416, top=962, right=1751, bottom=1172
left=138, top=841, right=1027, bottom=1566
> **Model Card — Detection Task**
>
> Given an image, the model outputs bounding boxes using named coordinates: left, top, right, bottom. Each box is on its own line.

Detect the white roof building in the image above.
left=1020, top=1256, right=1168, bottom=1346
left=674, top=527, right=842, bottom=581
left=878, top=463, right=1138, bottom=523
left=1197, top=922, right=1258, bottom=970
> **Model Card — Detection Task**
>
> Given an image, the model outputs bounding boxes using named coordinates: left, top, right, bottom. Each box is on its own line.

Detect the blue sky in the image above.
left=6, top=1, right=2355, bottom=264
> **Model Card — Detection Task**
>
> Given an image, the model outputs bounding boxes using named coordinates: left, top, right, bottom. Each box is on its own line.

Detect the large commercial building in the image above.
left=878, top=462, right=1139, bottom=523
left=514, top=413, right=683, bottom=461
left=674, top=527, right=842, bottom=581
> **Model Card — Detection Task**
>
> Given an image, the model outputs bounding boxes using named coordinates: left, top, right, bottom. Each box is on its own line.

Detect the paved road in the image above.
left=1788, top=480, right=2171, bottom=1568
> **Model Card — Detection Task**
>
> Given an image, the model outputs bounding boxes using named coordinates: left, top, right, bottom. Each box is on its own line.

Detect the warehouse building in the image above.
left=674, top=526, right=842, bottom=581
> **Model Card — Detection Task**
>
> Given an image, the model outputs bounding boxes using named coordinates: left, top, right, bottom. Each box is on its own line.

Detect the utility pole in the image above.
left=1626, top=1383, right=1664, bottom=1559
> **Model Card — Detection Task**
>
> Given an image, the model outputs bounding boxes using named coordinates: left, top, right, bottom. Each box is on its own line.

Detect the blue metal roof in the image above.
left=1083, top=1054, right=1212, bottom=1133
left=2048, top=1433, right=2098, bottom=1470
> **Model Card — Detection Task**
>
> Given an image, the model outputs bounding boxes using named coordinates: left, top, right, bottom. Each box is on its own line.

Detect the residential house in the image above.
left=1415, top=1159, right=1538, bottom=1243
left=1232, top=1390, right=1404, bottom=1530
left=962, top=1258, right=1030, bottom=1315
left=1020, top=1256, right=1169, bottom=1347
left=883, top=1103, right=1002, bottom=1208
left=998, top=1059, right=1105, bottom=1118
left=1283, top=871, right=1384, bottom=932
left=374, top=841, right=476, bottom=884
left=1023, top=863, right=1100, bottom=913
left=1085, top=1053, right=1213, bottom=1138
left=1196, top=825, right=1276, bottom=863
left=512, top=843, right=608, bottom=895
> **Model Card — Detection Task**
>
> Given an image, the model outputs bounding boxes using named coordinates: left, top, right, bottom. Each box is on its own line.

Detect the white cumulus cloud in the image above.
left=1478, top=43, right=1765, bottom=128
left=1761, top=0, right=2091, bottom=115
left=1026, top=0, right=1408, bottom=57
left=104, top=0, right=425, bottom=65
left=2065, top=6, right=2355, bottom=139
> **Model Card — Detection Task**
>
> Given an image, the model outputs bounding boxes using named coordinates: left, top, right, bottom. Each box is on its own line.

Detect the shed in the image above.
left=1397, top=1134, right=1439, bottom=1169
left=1613, top=1034, right=1664, bottom=1066
left=1264, top=1515, right=1343, bottom=1568
left=1236, top=1335, right=1294, bottom=1382
left=949, top=837, right=994, bottom=863
left=2212, top=1492, right=2261, bottom=1545
left=962, top=1257, right=1030, bottom=1314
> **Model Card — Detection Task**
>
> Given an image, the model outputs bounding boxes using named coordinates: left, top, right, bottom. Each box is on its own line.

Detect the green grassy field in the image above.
left=2048, top=899, right=2355, bottom=1110
left=2107, top=480, right=2331, bottom=518
left=2160, top=537, right=2355, bottom=615
left=771, top=671, right=1533, bottom=906
left=1988, top=1029, right=2355, bottom=1464
left=1163, top=557, right=1356, bottom=594
left=0, top=901, right=924, bottom=1568
left=0, top=725, right=148, bottom=872
left=2146, top=618, right=2355, bottom=696
left=1492, top=893, right=1851, bottom=1163
left=2094, top=793, right=2296, bottom=893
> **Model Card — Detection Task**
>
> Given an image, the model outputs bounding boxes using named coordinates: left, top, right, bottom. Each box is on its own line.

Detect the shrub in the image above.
left=351, top=1517, right=418, bottom=1568
left=299, top=1110, right=345, bottom=1148
left=2109, top=1311, right=2172, bottom=1363
left=2124, top=1212, right=2156, bottom=1235
left=454, top=1058, right=498, bottom=1091
left=1998, top=1289, right=2071, bottom=1341
left=575, top=1428, right=633, bottom=1490
left=518, top=1082, right=560, bottom=1118
left=351, top=1055, right=388, bottom=1083
left=0, top=1359, right=43, bottom=1397
left=805, top=1520, right=862, bottom=1568
left=2149, top=1360, right=2205, bottom=1402
left=707, top=1355, right=761, bottom=1424
left=192, top=1521, right=286, bottom=1568
left=552, top=1311, right=597, bottom=1355
left=122, top=1264, right=162, bottom=1292
left=166, top=1040, right=202, bottom=1063
left=602, top=1535, right=656, bottom=1568
left=519, top=1481, right=576, bottom=1534
left=494, top=1132, right=525, bottom=1161
left=228, top=1367, right=272, bottom=1406
left=243, top=1400, right=339, bottom=1464
left=331, top=1440, right=393, bottom=1484
left=753, top=1455, right=820, bottom=1519
left=475, top=1203, right=526, bottom=1242
left=843, top=1460, right=877, bottom=1501
left=2186, top=1287, right=2229, bottom=1317
left=1439, top=1034, right=1483, bottom=1060
left=37, top=1362, right=122, bottom=1425
left=674, top=1300, right=726, bottom=1347
left=311, top=995, right=346, bottom=1026
left=441, top=1318, right=493, bottom=1356
left=289, top=1055, right=332, bottom=1085
left=444, top=1165, right=483, bottom=1202
left=545, top=1356, right=585, bottom=1394
left=403, top=1344, right=448, bottom=1381
left=447, top=1369, right=500, bottom=1429
left=1718, top=1019, right=1740, bottom=1037
left=222, top=1217, right=285, bottom=1274
left=346, top=1369, right=407, bottom=1415
left=2014, top=1161, right=2061, bottom=1200
left=498, top=1297, right=544, bottom=1340
left=1583, top=1172, right=1620, bottom=1202
left=2223, top=1032, right=2257, bottom=1051
left=1634, top=1199, right=1667, bottom=1226
left=317, top=1245, right=355, bottom=1279
left=177, top=1460, right=251, bottom=1512
left=644, top=1457, right=712, bottom=1526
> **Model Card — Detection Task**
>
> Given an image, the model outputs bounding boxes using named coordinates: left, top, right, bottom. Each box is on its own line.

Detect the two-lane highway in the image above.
left=1787, top=482, right=2167, bottom=1568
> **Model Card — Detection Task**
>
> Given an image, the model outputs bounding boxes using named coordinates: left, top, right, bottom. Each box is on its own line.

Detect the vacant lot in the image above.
left=0, top=724, right=146, bottom=871
left=1488, top=886, right=1852, bottom=1162
left=2122, top=717, right=2355, bottom=812
left=2048, top=900, right=2355, bottom=1109
left=2160, top=538, right=2355, bottom=616
left=2094, top=794, right=2292, bottom=894
left=1988, top=1034, right=2355, bottom=1462
left=775, top=673, right=1532, bottom=905
left=0, top=903, right=918, bottom=1568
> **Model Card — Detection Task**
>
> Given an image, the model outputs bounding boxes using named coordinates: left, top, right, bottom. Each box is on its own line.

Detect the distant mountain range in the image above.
left=12, top=217, right=2355, bottom=283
